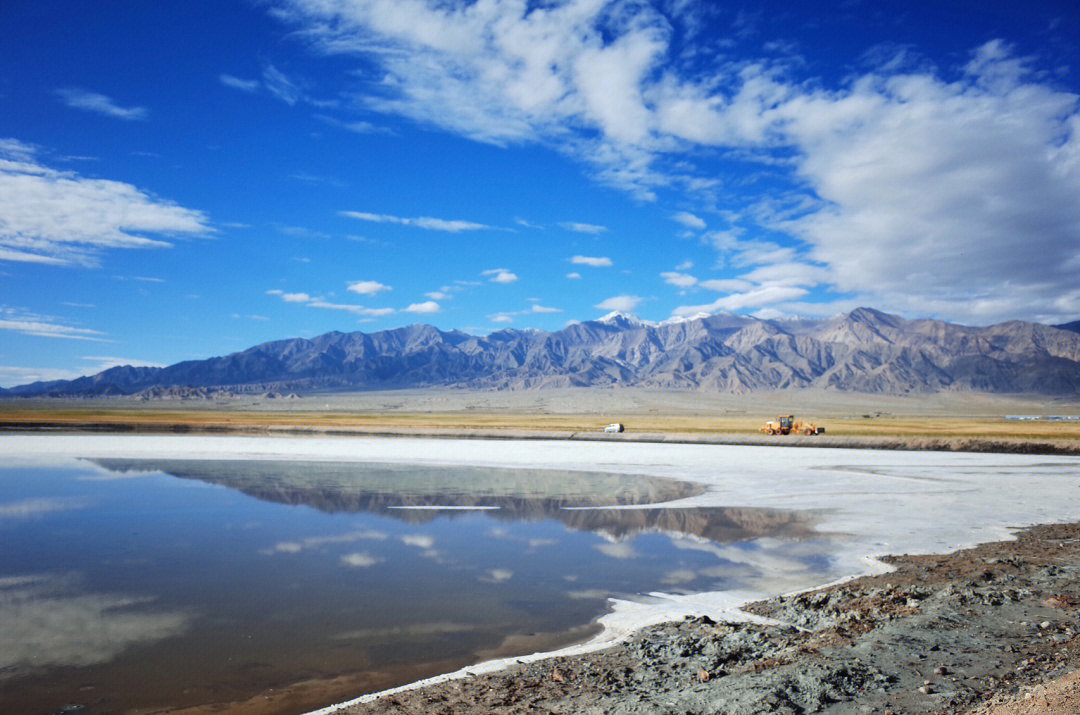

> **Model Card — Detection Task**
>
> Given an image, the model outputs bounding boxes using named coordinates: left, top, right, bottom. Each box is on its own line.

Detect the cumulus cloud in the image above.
left=595, top=295, right=642, bottom=313
left=570, top=255, right=612, bottom=267
left=347, top=280, right=391, bottom=295
left=404, top=300, right=441, bottom=313
left=341, top=211, right=491, bottom=232
left=0, top=140, right=210, bottom=266
left=565, top=272, right=582, bottom=279
left=54, top=89, right=148, bottom=120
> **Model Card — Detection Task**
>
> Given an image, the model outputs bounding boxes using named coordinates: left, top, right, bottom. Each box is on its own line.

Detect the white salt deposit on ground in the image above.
left=3, top=434, right=1079, bottom=712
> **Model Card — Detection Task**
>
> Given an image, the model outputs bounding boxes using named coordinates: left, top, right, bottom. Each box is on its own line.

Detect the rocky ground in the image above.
left=341, top=523, right=1080, bottom=714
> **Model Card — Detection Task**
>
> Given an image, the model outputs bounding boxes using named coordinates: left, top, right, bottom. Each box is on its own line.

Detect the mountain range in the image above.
left=6, top=307, right=1080, bottom=397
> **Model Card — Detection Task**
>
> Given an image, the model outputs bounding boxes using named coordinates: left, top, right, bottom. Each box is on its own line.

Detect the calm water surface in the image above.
left=0, top=457, right=843, bottom=714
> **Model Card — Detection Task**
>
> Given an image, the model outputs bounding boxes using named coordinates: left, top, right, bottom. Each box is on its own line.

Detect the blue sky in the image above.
left=2, top=0, right=1080, bottom=386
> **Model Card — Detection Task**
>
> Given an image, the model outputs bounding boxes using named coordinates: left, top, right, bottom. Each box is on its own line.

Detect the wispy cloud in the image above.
left=0, top=318, right=103, bottom=341
left=218, top=73, right=260, bottom=93
left=0, top=141, right=209, bottom=266
left=569, top=255, right=612, bottom=267
left=54, top=88, right=148, bottom=120
left=262, top=64, right=303, bottom=105
left=341, top=211, right=491, bottom=233
left=313, top=114, right=390, bottom=135
left=266, top=289, right=394, bottom=316
left=559, top=222, right=608, bottom=234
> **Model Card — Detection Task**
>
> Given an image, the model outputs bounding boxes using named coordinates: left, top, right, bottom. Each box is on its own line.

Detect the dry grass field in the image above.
left=3, top=388, right=1079, bottom=447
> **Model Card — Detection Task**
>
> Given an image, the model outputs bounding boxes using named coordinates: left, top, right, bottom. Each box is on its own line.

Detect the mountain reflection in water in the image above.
left=92, top=458, right=822, bottom=541
left=1, top=457, right=841, bottom=715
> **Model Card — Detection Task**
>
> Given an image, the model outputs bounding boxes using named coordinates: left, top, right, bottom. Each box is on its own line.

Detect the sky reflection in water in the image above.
left=0, top=457, right=844, bottom=714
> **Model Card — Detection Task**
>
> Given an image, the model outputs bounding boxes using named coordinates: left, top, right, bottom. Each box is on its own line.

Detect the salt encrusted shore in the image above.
left=330, top=522, right=1080, bottom=714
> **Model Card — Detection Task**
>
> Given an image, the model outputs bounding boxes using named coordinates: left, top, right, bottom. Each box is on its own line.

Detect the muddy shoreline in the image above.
left=330, top=522, right=1080, bottom=715
left=3, top=421, right=1080, bottom=456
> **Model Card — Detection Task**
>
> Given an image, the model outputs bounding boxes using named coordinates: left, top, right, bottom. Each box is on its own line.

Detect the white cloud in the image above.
left=672, top=285, right=809, bottom=317
left=269, top=291, right=313, bottom=303
left=0, top=141, right=210, bottom=266
left=80, top=356, right=164, bottom=370
left=313, top=114, right=389, bottom=135
left=266, top=3, right=1080, bottom=323
left=307, top=300, right=396, bottom=317
left=404, top=300, right=441, bottom=313
left=266, top=289, right=395, bottom=316
left=660, top=271, right=697, bottom=288
left=262, top=530, right=387, bottom=556
left=0, top=498, right=86, bottom=519
left=401, top=534, right=435, bottom=549
left=0, top=366, right=82, bottom=387
left=559, top=222, right=608, bottom=234
left=0, top=316, right=103, bottom=341
left=570, top=255, right=612, bottom=267
left=480, top=568, right=514, bottom=583
left=672, top=211, right=706, bottom=229
left=219, top=74, right=260, bottom=93
left=565, top=272, right=582, bottom=279
left=595, top=295, right=642, bottom=312
left=699, top=278, right=753, bottom=292
left=347, top=280, right=391, bottom=295
left=675, top=261, right=693, bottom=271
left=341, top=552, right=382, bottom=568
left=531, top=304, right=561, bottom=313
left=489, top=313, right=514, bottom=323
left=54, top=88, right=148, bottom=120
left=425, top=291, right=449, bottom=300
left=341, top=211, right=491, bottom=232
left=0, top=574, right=191, bottom=669
left=482, top=268, right=518, bottom=284
left=262, top=64, right=303, bottom=105
left=594, top=542, right=637, bottom=559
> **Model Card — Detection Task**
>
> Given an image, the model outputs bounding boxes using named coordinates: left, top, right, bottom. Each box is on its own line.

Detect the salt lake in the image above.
left=2, top=434, right=1079, bottom=714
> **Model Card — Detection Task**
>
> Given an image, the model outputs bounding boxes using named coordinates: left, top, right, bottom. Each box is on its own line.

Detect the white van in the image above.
left=603, top=423, right=624, bottom=433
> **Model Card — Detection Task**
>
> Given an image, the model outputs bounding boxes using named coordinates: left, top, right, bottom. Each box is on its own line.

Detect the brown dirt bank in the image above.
left=335, top=522, right=1080, bottom=715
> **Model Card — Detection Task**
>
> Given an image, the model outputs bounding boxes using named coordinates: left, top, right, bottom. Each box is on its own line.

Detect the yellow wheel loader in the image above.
left=760, top=415, right=825, bottom=435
